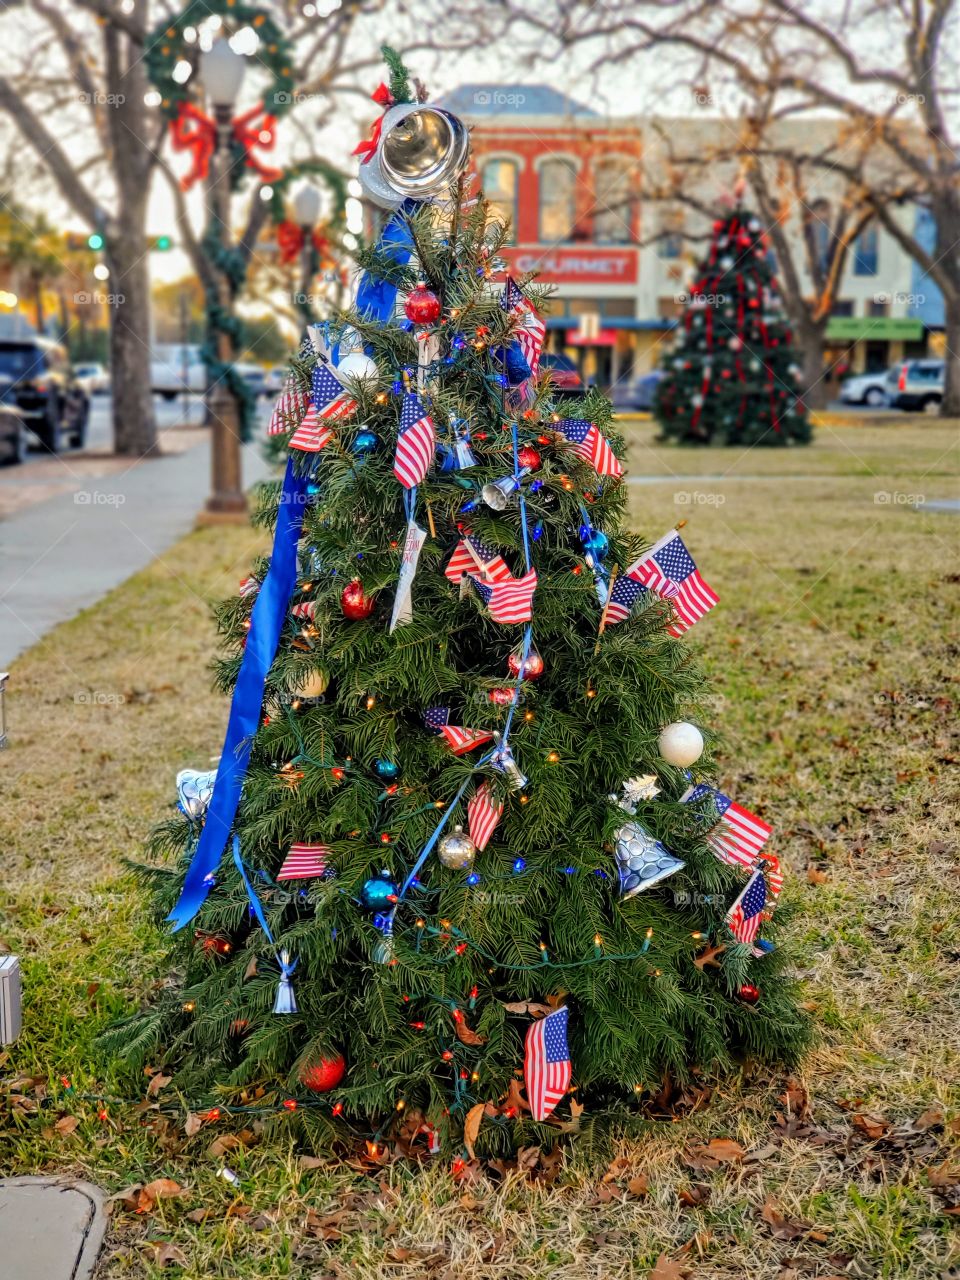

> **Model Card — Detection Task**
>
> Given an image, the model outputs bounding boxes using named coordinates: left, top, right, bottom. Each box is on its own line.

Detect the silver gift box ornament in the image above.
left=614, top=821, right=685, bottom=899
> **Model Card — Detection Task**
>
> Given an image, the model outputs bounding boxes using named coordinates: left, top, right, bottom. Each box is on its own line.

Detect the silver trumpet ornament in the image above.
left=614, top=820, right=685, bottom=900
left=481, top=466, right=531, bottom=511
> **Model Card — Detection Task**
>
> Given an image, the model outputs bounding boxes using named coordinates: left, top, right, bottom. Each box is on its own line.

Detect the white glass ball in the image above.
left=658, top=721, right=704, bottom=767
left=336, top=352, right=379, bottom=387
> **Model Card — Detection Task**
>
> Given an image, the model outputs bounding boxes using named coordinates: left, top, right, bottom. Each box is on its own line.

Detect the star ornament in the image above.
left=622, top=774, right=661, bottom=805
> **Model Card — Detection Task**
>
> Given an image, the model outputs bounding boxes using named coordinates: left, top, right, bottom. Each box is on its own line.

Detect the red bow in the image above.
left=231, top=103, right=283, bottom=183
left=169, top=102, right=217, bottom=191
left=275, top=222, right=330, bottom=266
left=352, top=82, right=395, bottom=164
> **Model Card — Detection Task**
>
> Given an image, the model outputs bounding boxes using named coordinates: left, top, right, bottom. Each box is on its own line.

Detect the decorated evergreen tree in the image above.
left=655, top=204, right=812, bottom=447
left=104, top=54, right=808, bottom=1157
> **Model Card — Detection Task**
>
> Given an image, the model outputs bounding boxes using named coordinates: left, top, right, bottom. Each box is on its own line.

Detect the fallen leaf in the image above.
left=678, top=1183, right=710, bottom=1206
left=244, top=956, right=258, bottom=981
left=184, top=1208, right=209, bottom=1224
left=144, top=1242, right=188, bottom=1268
left=104, top=1184, right=142, bottom=1215
left=463, top=1102, right=486, bottom=1159
left=701, top=1137, right=745, bottom=1163
left=501, top=1000, right=553, bottom=1016
left=183, top=1112, right=202, bottom=1138
left=927, top=1160, right=960, bottom=1189
left=603, top=1155, right=631, bottom=1183
left=628, top=1174, right=650, bottom=1198
left=454, top=1015, right=486, bottom=1046
left=650, top=1253, right=691, bottom=1280
left=137, top=1179, right=184, bottom=1213
left=851, top=1112, right=888, bottom=1140
left=459, top=1193, right=484, bottom=1211
left=780, top=1076, right=810, bottom=1119
left=760, top=1195, right=810, bottom=1241
left=55, top=1115, right=80, bottom=1136
left=692, top=942, right=726, bottom=970
left=914, top=1106, right=944, bottom=1131
left=806, top=865, right=830, bottom=884
left=299, top=1155, right=325, bottom=1169
left=147, top=1074, right=173, bottom=1098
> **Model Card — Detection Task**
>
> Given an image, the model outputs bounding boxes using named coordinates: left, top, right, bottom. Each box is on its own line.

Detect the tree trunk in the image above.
left=795, top=319, right=830, bottom=410
left=942, top=294, right=960, bottom=418
left=105, top=210, right=157, bottom=457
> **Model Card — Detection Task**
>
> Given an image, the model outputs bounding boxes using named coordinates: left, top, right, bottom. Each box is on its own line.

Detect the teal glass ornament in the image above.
left=360, top=876, right=398, bottom=911
left=374, top=758, right=400, bottom=781
left=353, top=430, right=378, bottom=454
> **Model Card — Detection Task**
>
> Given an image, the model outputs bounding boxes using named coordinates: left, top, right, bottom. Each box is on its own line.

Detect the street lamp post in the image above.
left=291, top=183, right=321, bottom=327
left=199, top=39, right=247, bottom=520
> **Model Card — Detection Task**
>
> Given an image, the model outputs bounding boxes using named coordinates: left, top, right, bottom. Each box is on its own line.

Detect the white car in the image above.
left=73, top=362, right=109, bottom=395
left=839, top=369, right=891, bottom=407
left=151, top=345, right=206, bottom=399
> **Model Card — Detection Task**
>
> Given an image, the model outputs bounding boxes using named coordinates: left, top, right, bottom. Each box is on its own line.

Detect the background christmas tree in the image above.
left=655, top=204, right=812, bottom=447
left=103, top=61, right=808, bottom=1156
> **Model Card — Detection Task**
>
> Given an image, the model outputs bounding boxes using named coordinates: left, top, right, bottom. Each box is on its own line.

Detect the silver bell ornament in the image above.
left=490, top=734, right=528, bottom=791
left=481, top=466, right=531, bottom=510
left=614, top=820, right=685, bottom=899
left=438, top=824, right=477, bottom=870
left=176, top=768, right=217, bottom=821
left=380, top=104, right=469, bottom=198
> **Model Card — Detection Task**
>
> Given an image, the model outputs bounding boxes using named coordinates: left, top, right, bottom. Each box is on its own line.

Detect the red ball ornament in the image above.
left=517, top=445, right=542, bottom=470
left=507, top=646, right=545, bottom=680
left=404, top=282, right=442, bottom=325
left=488, top=687, right=517, bottom=706
left=299, top=1053, right=346, bottom=1092
left=738, top=983, right=761, bottom=1005
left=341, top=579, right=375, bottom=620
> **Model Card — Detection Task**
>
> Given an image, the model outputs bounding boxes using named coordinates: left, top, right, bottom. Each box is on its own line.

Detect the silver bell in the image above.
left=481, top=467, right=531, bottom=511
left=379, top=104, right=470, bottom=199
left=490, top=734, right=527, bottom=791
left=614, top=820, right=685, bottom=900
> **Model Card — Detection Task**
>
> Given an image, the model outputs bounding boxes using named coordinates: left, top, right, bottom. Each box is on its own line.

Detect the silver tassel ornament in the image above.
left=273, top=949, right=298, bottom=1014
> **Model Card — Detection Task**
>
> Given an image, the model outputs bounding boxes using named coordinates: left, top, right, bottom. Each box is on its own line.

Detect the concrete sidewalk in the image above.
left=0, top=437, right=273, bottom=665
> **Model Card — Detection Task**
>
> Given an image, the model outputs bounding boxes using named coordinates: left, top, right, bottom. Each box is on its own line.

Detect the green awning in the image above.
left=825, top=317, right=925, bottom=341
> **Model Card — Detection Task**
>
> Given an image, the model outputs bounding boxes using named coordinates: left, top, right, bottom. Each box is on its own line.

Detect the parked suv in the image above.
left=0, top=338, right=89, bottom=453
left=539, top=352, right=584, bottom=397
left=885, top=359, right=945, bottom=413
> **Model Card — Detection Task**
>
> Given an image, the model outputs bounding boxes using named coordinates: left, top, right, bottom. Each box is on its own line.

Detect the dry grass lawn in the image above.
left=0, top=418, right=958, bottom=1279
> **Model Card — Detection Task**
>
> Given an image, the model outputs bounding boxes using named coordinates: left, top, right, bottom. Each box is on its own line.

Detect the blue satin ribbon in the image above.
left=168, top=457, right=309, bottom=930
left=356, top=200, right=417, bottom=322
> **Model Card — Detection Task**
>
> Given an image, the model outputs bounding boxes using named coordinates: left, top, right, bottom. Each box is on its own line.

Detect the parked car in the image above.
left=237, top=363, right=268, bottom=399
left=539, top=352, right=583, bottom=397
left=0, top=337, right=89, bottom=453
left=0, top=405, right=25, bottom=466
left=612, top=369, right=665, bottom=412
left=151, top=344, right=206, bottom=399
left=839, top=368, right=893, bottom=407
left=73, top=361, right=109, bottom=396
left=885, top=359, right=945, bottom=412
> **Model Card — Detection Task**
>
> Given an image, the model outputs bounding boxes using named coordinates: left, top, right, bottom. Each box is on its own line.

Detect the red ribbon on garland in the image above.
left=275, top=221, right=330, bottom=266
left=169, top=100, right=282, bottom=190
left=352, top=82, right=395, bottom=164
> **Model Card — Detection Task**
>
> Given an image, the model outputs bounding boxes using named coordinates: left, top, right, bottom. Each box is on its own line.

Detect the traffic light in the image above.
left=87, top=232, right=105, bottom=251
left=150, top=235, right=173, bottom=251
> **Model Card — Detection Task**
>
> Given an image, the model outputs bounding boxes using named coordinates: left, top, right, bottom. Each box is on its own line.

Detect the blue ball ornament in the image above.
left=584, top=530, right=609, bottom=558
left=353, top=430, right=378, bottom=454
left=360, top=876, right=398, bottom=912
left=374, top=758, right=399, bottom=781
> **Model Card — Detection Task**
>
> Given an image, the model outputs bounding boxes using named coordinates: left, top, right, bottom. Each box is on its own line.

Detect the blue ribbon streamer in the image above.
left=167, top=457, right=309, bottom=930
left=356, top=200, right=417, bottom=323
left=232, top=835, right=275, bottom=946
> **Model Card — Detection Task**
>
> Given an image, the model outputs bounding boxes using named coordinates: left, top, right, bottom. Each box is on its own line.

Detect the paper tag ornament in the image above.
left=389, top=519, right=427, bottom=633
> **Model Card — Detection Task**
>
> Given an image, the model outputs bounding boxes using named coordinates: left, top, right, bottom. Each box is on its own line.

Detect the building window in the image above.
left=854, top=223, right=879, bottom=276
left=482, top=159, right=518, bottom=242
left=868, top=298, right=889, bottom=317
left=831, top=299, right=854, bottom=317
left=593, top=159, right=633, bottom=243
left=809, top=199, right=833, bottom=272
left=656, top=211, right=684, bottom=258
left=539, top=159, right=578, bottom=243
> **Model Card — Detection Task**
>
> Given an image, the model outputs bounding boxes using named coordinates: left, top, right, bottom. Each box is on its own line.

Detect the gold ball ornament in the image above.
left=292, top=669, right=329, bottom=700
left=437, top=825, right=477, bottom=870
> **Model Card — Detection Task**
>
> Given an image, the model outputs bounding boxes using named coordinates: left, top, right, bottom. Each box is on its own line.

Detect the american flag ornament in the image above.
left=277, top=843, right=332, bottom=881
left=759, top=850, right=784, bottom=899
left=725, top=871, right=767, bottom=945
left=501, top=277, right=546, bottom=376
left=239, top=575, right=260, bottom=598
left=288, top=362, right=357, bottom=453
left=444, top=533, right=512, bottom=585
left=625, top=531, right=718, bottom=636
left=393, top=390, right=436, bottom=489
left=267, top=381, right=309, bottom=437
left=601, top=573, right=648, bottom=626
left=473, top=568, right=538, bottom=624
left=555, top=418, right=623, bottom=479
left=422, top=706, right=493, bottom=755
left=291, top=601, right=315, bottom=620
left=467, top=781, right=503, bottom=851
left=682, top=783, right=772, bottom=869
left=524, top=1006, right=572, bottom=1121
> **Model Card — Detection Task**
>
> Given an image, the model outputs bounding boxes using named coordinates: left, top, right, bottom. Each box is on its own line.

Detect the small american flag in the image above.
left=288, top=363, right=357, bottom=453
left=267, top=382, right=309, bottom=437
left=725, top=870, right=767, bottom=944
left=467, top=781, right=502, bottom=850
left=474, top=569, right=538, bottom=624
left=760, top=850, right=784, bottom=899
left=291, top=601, right=315, bottom=620
left=423, top=707, right=493, bottom=754
left=277, top=843, right=332, bottom=881
left=555, top=418, right=623, bottom=479
left=501, top=277, right=545, bottom=376
left=445, top=534, right=512, bottom=585
left=239, top=575, right=259, bottom=598
left=626, top=532, right=718, bottom=636
left=524, top=1006, right=572, bottom=1121
left=394, top=390, right=436, bottom=489
left=602, top=573, right=648, bottom=626
left=683, top=783, right=772, bottom=869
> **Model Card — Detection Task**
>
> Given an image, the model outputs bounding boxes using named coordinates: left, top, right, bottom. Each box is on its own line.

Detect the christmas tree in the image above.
left=104, top=55, right=808, bottom=1156
left=655, top=204, right=812, bottom=447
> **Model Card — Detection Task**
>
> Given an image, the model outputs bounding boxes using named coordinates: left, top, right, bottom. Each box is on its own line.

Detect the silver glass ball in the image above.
left=438, top=824, right=477, bottom=870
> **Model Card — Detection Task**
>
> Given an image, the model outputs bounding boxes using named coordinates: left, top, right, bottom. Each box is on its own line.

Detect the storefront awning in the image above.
left=825, top=316, right=925, bottom=341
